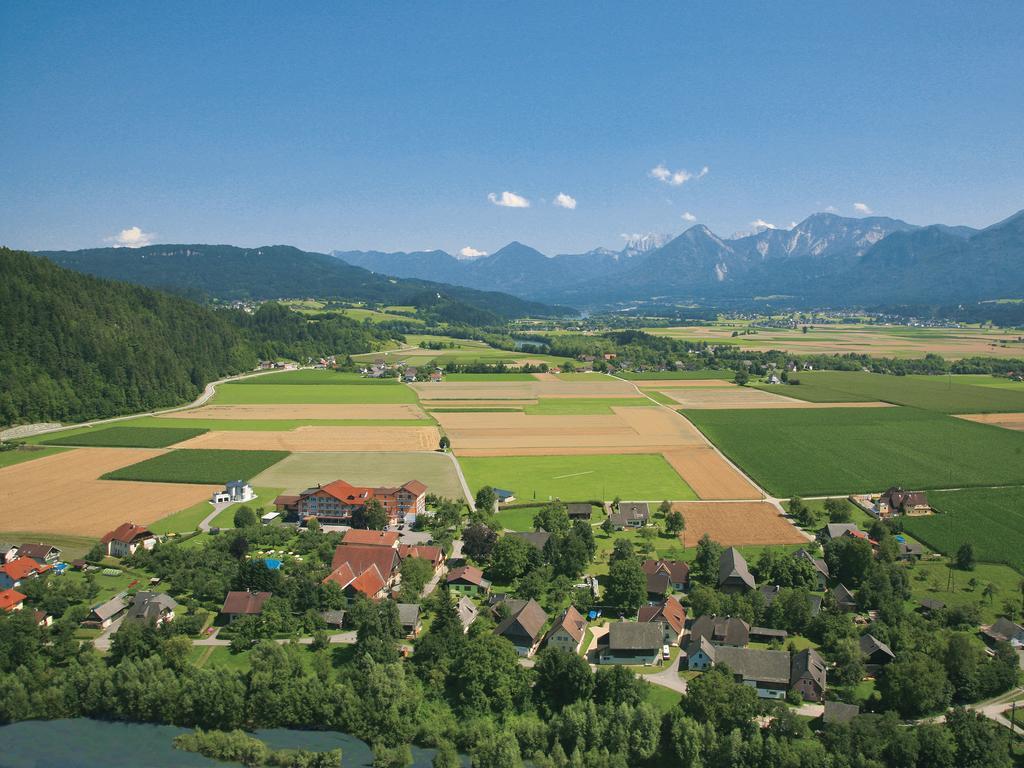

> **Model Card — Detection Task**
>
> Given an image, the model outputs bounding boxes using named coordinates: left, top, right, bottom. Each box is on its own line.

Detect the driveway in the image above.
left=645, top=656, right=688, bottom=694
left=93, top=616, right=125, bottom=651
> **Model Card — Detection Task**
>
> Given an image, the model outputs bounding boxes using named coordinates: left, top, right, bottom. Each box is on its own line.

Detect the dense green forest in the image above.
left=0, top=248, right=396, bottom=427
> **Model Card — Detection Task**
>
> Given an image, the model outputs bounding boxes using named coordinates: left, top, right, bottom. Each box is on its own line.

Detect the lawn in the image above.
left=102, top=449, right=289, bottom=484
left=644, top=683, right=683, bottom=713
left=905, top=558, right=1024, bottom=624
left=209, top=486, right=285, bottom=528
left=0, top=446, right=69, bottom=469
left=41, top=426, right=207, bottom=448
left=618, top=370, right=734, bottom=380
left=235, top=370, right=401, bottom=385
left=685, top=407, right=1024, bottom=497
left=460, top=454, right=696, bottom=503
left=494, top=505, right=546, bottom=531
left=211, top=383, right=417, bottom=404
left=756, top=371, right=1024, bottom=413
left=904, top=486, right=1024, bottom=573
left=149, top=498, right=216, bottom=534
left=524, top=398, right=650, bottom=415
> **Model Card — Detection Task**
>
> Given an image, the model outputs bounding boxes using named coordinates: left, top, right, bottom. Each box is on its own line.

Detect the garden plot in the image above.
left=0, top=448, right=218, bottom=537
left=670, top=501, right=808, bottom=547
left=173, top=426, right=442, bottom=452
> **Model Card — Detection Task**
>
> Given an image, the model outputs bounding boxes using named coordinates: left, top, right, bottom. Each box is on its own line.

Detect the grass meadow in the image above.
left=756, top=371, right=1024, bottom=413
left=617, top=370, right=734, bottom=380
left=102, top=448, right=289, bottom=484
left=41, top=426, right=207, bottom=448
left=211, top=383, right=417, bottom=404
left=685, top=407, right=1024, bottom=497
left=459, top=453, right=696, bottom=502
left=524, top=398, right=650, bottom=415
left=904, top=486, right=1024, bottom=573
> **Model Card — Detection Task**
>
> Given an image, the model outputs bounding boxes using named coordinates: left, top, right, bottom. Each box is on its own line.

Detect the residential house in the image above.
left=101, top=523, right=157, bottom=558
left=645, top=570, right=671, bottom=601
left=896, top=542, right=923, bottom=561
left=16, top=543, right=61, bottom=565
left=428, top=371, right=443, bottom=383
left=860, top=633, right=896, bottom=668
left=323, top=544, right=400, bottom=600
left=638, top=596, right=686, bottom=645
left=343, top=529, right=400, bottom=548
left=397, top=603, right=422, bottom=638
left=822, top=701, right=860, bottom=726
left=446, top=565, right=491, bottom=596
left=691, top=644, right=793, bottom=700
left=642, top=559, right=689, bottom=591
left=221, top=591, right=272, bottom=622
left=598, top=622, right=664, bottom=665
left=321, top=609, right=346, bottom=629
left=917, top=598, right=945, bottom=616
left=456, top=596, right=479, bottom=633
left=982, top=617, right=1024, bottom=648
left=284, top=479, right=427, bottom=526
left=272, top=494, right=301, bottom=518
left=719, top=547, right=756, bottom=594
left=84, top=596, right=128, bottom=629
left=567, top=503, right=593, bottom=521
left=790, top=648, right=828, bottom=702
left=402, top=367, right=419, bottom=382
left=607, top=502, right=649, bottom=530
left=512, top=531, right=551, bottom=552
left=127, top=592, right=177, bottom=625
left=545, top=605, right=588, bottom=654
left=0, top=557, right=50, bottom=589
left=818, top=523, right=862, bottom=543
left=494, top=599, right=548, bottom=657
left=212, top=480, right=255, bottom=505
left=686, top=636, right=717, bottom=670
left=397, top=544, right=445, bottom=575
left=832, top=584, right=857, bottom=612
left=494, top=489, right=516, bottom=503
left=0, top=588, right=26, bottom=612
left=876, top=487, right=930, bottom=517
left=0, top=544, right=18, bottom=564
left=794, top=549, right=829, bottom=590
left=689, top=614, right=751, bottom=647
left=749, top=626, right=789, bottom=644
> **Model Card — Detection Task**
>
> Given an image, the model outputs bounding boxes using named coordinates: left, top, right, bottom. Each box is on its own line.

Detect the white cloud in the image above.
left=107, top=226, right=155, bottom=248
left=750, top=218, right=778, bottom=231
left=680, top=211, right=697, bottom=222
left=457, top=246, right=488, bottom=259
left=553, top=193, right=577, bottom=210
left=853, top=202, right=873, bottom=214
left=649, top=164, right=708, bottom=187
left=487, top=191, right=530, bottom=208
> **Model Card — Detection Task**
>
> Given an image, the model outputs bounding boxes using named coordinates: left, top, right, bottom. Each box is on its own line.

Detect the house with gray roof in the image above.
left=790, top=648, right=827, bottom=702
left=598, top=621, right=663, bottom=665
left=832, top=583, right=857, bottom=612
left=126, top=592, right=177, bottom=626
left=794, top=548, right=829, bottom=589
left=397, top=603, right=422, bottom=637
left=819, top=523, right=861, bottom=543
left=860, top=633, right=895, bottom=668
left=689, top=614, right=750, bottom=647
left=607, top=502, right=649, bottom=530
left=494, top=599, right=548, bottom=657
left=719, top=547, right=756, bottom=593
left=511, top=530, right=551, bottom=551
left=83, top=595, right=128, bottom=629
left=982, top=617, right=1024, bottom=648
left=456, top=596, right=479, bottom=633
left=702, top=645, right=793, bottom=699
left=567, top=503, right=593, bottom=520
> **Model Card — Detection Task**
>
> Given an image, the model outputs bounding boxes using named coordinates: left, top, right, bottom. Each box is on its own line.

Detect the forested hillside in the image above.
left=0, top=248, right=396, bottom=427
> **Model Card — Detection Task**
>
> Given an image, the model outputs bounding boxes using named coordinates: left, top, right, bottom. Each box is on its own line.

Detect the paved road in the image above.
left=199, top=500, right=233, bottom=532
left=445, top=450, right=475, bottom=509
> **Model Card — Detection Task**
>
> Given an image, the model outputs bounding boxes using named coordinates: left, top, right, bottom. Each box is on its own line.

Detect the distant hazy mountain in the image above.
left=36, top=243, right=569, bottom=319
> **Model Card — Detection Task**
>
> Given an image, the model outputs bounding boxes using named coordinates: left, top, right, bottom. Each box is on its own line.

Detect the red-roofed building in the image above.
left=0, top=588, right=26, bottom=612
left=221, top=591, right=272, bottom=621
left=343, top=529, right=400, bottom=548
left=637, top=595, right=687, bottom=645
left=398, top=544, right=445, bottom=575
left=324, top=544, right=401, bottom=600
left=0, top=557, right=51, bottom=589
left=101, top=523, right=157, bottom=558
left=283, top=479, right=427, bottom=525
left=446, top=565, right=491, bottom=595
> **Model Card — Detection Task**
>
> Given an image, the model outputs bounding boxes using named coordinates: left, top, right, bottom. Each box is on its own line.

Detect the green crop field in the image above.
left=904, top=486, right=1024, bottom=573
left=685, top=407, right=1024, bottom=497
left=0, top=446, right=69, bottom=469
left=211, top=383, right=417, bottom=404
left=41, top=426, right=207, bottom=448
left=234, top=370, right=401, bottom=385
left=524, top=398, right=651, bottom=415
left=555, top=372, right=610, bottom=381
left=756, top=371, right=1024, bottom=413
left=617, top=370, right=734, bottom=380
left=442, top=373, right=537, bottom=381
left=142, top=416, right=432, bottom=430
left=102, top=449, right=289, bottom=484
left=639, top=390, right=679, bottom=406
left=459, top=453, right=696, bottom=502
left=250, top=450, right=467, bottom=501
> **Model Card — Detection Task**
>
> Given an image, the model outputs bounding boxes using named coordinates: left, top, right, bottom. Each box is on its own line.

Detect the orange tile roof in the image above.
left=349, top=565, right=386, bottom=598
left=0, top=557, right=46, bottom=582
left=0, top=588, right=26, bottom=611
left=101, top=522, right=154, bottom=545
left=331, top=544, right=399, bottom=577
left=343, top=529, right=400, bottom=547
left=398, top=544, right=443, bottom=567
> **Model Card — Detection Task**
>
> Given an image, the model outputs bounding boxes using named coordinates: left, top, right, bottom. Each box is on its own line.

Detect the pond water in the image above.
left=0, top=719, right=443, bottom=768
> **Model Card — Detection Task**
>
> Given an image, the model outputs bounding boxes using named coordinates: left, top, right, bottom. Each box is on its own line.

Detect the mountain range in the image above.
left=333, top=210, right=1024, bottom=307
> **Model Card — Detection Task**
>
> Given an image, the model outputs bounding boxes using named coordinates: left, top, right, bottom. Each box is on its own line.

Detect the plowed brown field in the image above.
left=0, top=448, right=219, bottom=537
left=956, top=412, right=1024, bottom=431
left=161, top=404, right=426, bottom=420
left=670, top=501, right=808, bottom=546
left=173, top=425, right=441, bottom=452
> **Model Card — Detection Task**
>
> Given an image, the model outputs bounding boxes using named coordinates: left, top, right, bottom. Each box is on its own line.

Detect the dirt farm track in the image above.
left=0, top=448, right=218, bottom=537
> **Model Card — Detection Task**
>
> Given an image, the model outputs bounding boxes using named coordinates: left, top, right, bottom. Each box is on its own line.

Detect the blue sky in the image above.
left=2, top=2, right=1022, bottom=255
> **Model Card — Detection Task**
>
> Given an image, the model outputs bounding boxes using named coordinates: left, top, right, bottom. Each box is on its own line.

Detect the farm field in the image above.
left=441, top=373, right=537, bottom=381
left=660, top=448, right=761, bottom=500
left=659, top=386, right=891, bottom=409
left=904, top=486, right=1024, bottom=573
left=685, top=407, right=1024, bottom=497
left=211, top=383, right=417, bottom=404
left=669, top=501, right=808, bottom=547
left=617, top=370, right=734, bottom=380
left=0, top=448, right=219, bottom=537
left=524, top=398, right=651, bottom=415
left=250, top=450, right=467, bottom=501
left=102, top=448, right=288, bottom=484
left=41, top=426, right=207, bottom=448
left=756, top=371, right=1024, bottom=413
left=160, top=403, right=427, bottom=420
left=0, top=446, right=68, bottom=469
left=233, top=370, right=402, bottom=385
left=409, top=378, right=640, bottom=401
left=555, top=372, right=610, bottom=381
left=459, top=453, right=696, bottom=502
left=956, top=412, right=1024, bottom=431
left=644, top=323, right=1024, bottom=359
left=172, top=425, right=441, bottom=452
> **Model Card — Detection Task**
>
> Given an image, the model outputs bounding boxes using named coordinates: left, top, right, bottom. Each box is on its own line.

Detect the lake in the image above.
left=0, top=719, right=444, bottom=767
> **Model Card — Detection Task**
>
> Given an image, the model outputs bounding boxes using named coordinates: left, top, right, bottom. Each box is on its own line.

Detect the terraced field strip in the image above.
left=670, top=501, right=809, bottom=546
left=662, top=387, right=893, bottom=409
left=212, top=383, right=418, bottom=404
left=160, top=403, right=428, bottom=420
left=173, top=425, right=442, bottom=452
left=0, top=447, right=219, bottom=537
